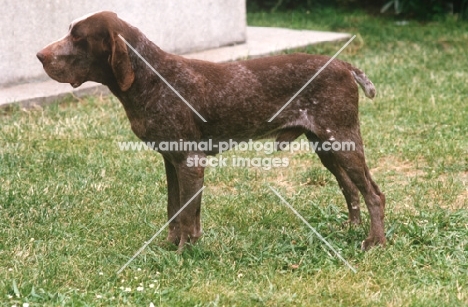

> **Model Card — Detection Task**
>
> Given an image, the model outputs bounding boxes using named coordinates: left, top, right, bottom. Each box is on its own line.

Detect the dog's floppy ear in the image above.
left=109, top=33, right=134, bottom=91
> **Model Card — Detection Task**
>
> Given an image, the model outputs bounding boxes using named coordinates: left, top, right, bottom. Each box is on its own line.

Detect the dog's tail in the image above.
left=349, top=66, right=376, bottom=99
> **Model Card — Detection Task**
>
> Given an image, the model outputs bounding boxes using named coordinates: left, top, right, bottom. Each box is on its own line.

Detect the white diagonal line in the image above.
left=118, top=34, right=207, bottom=123
left=268, top=185, right=357, bottom=273
left=116, top=186, right=206, bottom=274
left=267, top=35, right=356, bottom=122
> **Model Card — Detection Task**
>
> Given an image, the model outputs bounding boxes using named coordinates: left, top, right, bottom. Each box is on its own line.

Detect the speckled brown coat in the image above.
left=37, top=11, right=385, bottom=252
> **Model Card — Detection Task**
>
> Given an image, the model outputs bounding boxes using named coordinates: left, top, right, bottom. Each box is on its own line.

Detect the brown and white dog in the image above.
left=37, top=11, right=385, bottom=251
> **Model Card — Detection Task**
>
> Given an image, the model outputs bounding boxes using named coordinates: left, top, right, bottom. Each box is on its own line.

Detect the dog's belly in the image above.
left=200, top=94, right=316, bottom=139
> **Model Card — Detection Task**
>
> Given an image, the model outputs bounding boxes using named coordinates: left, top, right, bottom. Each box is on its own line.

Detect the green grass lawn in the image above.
left=1, top=9, right=467, bottom=306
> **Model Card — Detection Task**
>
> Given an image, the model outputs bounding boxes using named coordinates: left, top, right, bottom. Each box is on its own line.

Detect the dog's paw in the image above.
left=342, top=217, right=362, bottom=228
left=361, top=236, right=386, bottom=251
left=176, top=231, right=203, bottom=253
left=166, top=232, right=180, bottom=246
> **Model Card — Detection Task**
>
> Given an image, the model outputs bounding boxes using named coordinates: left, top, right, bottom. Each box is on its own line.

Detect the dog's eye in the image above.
left=70, top=27, right=85, bottom=43
left=71, top=33, right=82, bottom=42
left=71, top=34, right=88, bottom=48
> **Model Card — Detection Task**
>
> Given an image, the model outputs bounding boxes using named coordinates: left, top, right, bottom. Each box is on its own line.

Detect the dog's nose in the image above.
left=36, top=51, right=46, bottom=63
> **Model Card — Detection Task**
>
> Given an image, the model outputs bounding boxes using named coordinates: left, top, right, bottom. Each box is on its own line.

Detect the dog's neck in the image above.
left=106, top=28, right=181, bottom=140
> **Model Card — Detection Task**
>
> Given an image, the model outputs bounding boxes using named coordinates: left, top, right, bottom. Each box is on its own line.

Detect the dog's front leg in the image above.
left=174, top=153, right=205, bottom=251
left=164, top=157, right=182, bottom=245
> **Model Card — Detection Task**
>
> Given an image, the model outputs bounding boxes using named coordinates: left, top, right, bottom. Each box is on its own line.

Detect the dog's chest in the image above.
left=129, top=118, right=147, bottom=139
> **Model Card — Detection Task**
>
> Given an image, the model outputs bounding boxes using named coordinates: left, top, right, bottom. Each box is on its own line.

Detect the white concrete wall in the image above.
left=0, top=0, right=246, bottom=86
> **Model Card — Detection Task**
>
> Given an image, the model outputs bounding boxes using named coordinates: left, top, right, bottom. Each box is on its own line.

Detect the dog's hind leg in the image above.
left=331, top=143, right=385, bottom=250
left=345, top=158, right=385, bottom=250
left=305, top=132, right=361, bottom=225
left=306, top=130, right=385, bottom=250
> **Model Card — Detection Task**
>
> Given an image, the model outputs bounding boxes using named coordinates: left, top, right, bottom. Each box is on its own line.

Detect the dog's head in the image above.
left=36, top=11, right=134, bottom=91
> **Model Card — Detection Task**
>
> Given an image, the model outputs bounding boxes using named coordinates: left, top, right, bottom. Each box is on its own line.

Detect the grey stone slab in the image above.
left=1, top=0, right=246, bottom=85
